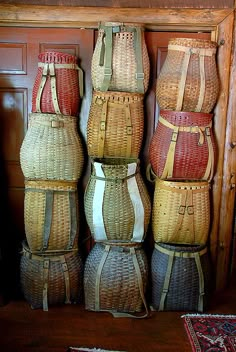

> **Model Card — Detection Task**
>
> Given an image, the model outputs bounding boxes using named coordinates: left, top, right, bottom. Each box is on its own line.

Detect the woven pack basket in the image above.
left=151, top=242, right=212, bottom=312
left=156, top=38, right=219, bottom=113
left=152, top=179, right=210, bottom=245
left=20, top=113, right=84, bottom=180
left=84, top=242, right=149, bottom=317
left=24, top=180, right=79, bottom=252
left=148, top=110, right=216, bottom=181
left=20, top=242, right=83, bottom=311
left=32, top=51, right=83, bottom=116
left=91, top=22, right=150, bottom=93
left=87, top=91, right=144, bottom=158
left=84, top=158, right=151, bottom=243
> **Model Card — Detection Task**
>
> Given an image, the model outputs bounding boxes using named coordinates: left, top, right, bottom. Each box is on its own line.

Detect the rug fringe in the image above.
left=181, top=313, right=236, bottom=318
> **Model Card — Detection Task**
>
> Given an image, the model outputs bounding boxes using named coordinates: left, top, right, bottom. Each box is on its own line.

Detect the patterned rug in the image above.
left=182, top=314, right=236, bottom=351
left=67, top=348, right=126, bottom=352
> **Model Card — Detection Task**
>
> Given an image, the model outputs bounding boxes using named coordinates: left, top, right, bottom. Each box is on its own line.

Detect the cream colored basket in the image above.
left=152, top=179, right=210, bottom=245
left=20, top=113, right=84, bottom=180
left=24, top=180, right=79, bottom=252
left=91, top=22, right=150, bottom=93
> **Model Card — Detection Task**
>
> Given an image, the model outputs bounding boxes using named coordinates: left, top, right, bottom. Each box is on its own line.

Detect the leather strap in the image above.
left=61, top=257, right=71, bottom=305
left=43, top=259, right=49, bottom=311
left=159, top=253, right=174, bottom=311
left=154, top=243, right=208, bottom=258
left=100, top=26, right=113, bottom=91
left=42, top=190, right=54, bottom=251
left=95, top=244, right=110, bottom=311
left=134, top=27, right=145, bottom=93
left=125, top=103, right=133, bottom=158
left=97, top=100, right=108, bottom=157
left=67, top=191, right=78, bottom=250
left=194, top=252, right=205, bottom=312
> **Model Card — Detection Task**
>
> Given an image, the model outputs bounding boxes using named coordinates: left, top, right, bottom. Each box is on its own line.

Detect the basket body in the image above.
left=87, top=91, right=144, bottom=158
left=32, top=51, right=82, bottom=116
left=91, top=23, right=150, bottom=93
left=20, top=242, right=83, bottom=311
left=84, top=159, right=151, bottom=242
left=151, top=243, right=212, bottom=311
left=156, top=38, right=219, bottom=113
left=20, top=113, right=84, bottom=180
left=84, top=242, right=148, bottom=313
left=149, top=110, right=216, bottom=181
left=24, top=180, right=79, bottom=252
left=152, top=179, right=210, bottom=244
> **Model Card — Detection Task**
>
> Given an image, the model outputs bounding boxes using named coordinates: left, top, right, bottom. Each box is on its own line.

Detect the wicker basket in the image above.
left=24, top=180, right=79, bottom=252
left=84, top=242, right=149, bottom=315
left=32, top=51, right=83, bottom=116
left=151, top=242, right=212, bottom=311
left=20, top=113, right=84, bottom=181
left=87, top=90, right=144, bottom=158
left=156, top=38, right=219, bottom=112
left=84, top=158, right=151, bottom=243
left=20, top=241, right=83, bottom=311
left=91, top=22, right=150, bottom=93
left=152, top=179, right=210, bottom=245
left=148, top=110, right=216, bottom=181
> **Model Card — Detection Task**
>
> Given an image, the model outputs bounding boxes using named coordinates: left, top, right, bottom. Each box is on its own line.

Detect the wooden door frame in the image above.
left=0, top=4, right=235, bottom=290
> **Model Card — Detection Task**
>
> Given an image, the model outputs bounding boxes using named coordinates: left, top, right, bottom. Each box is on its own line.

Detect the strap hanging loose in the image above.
left=42, top=259, right=50, bottom=311
left=95, top=244, right=110, bottom=311
left=195, top=54, right=206, bottom=112
left=61, top=257, right=71, bottom=305
left=194, top=252, right=205, bottom=312
left=100, top=26, right=113, bottom=91
left=203, top=127, right=214, bottom=181
left=176, top=48, right=191, bottom=111
left=36, top=63, right=48, bottom=112
left=134, top=27, right=145, bottom=93
left=159, top=252, right=174, bottom=311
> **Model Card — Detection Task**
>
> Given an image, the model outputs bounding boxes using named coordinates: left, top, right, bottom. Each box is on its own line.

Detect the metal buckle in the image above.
left=136, top=72, right=144, bottom=80
left=187, top=206, right=194, bottom=215
left=100, top=121, right=106, bottom=131
left=205, top=127, right=211, bottom=136
left=104, top=67, right=112, bottom=76
left=171, top=131, right=178, bottom=142
left=126, top=126, right=133, bottom=135
left=51, top=120, right=63, bottom=128
left=179, top=206, right=186, bottom=215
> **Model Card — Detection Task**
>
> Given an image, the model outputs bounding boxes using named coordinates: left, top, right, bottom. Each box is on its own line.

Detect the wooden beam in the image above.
left=0, top=4, right=233, bottom=29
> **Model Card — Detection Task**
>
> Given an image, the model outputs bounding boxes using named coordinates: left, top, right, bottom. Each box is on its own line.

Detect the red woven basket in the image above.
left=32, top=51, right=83, bottom=116
left=148, top=110, right=216, bottom=181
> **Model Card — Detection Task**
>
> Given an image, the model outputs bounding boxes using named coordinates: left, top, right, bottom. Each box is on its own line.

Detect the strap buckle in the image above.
left=179, top=205, right=186, bottom=215
left=187, top=206, right=194, bottom=215
left=171, top=131, right=178, bottom=142
left=100, top=121, right=106, bottom=131
left=51, top=120, right=64, bottom=128
left=205, top=126, right=211, bottom=136
left=136, top=72, right=144, bottom=80
left=104, top=67, right=112, bottom=77
left=127, top=126, right=133, bottom=135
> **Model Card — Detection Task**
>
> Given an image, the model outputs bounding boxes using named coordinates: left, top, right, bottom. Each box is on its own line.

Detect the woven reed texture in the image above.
left=91, top=23, right=150, bottom=93
left=20, top=113, right=84, bottom=180
left=149, top=110, right=216, bottom=181
left=24, top=180, right=79, bottom=252
left=20, top=242, right=83, bottom=310
left=84, top=242, right=148, bottom=313
left=32, top=51, right=81, bottom=116
left=152, top=179, right=210, bottom=244
left=156, top=38, right=219, bottom=112
left=84, top=159, right=151, bottom=242
left=87, top=91, right=144, bottom=158
left=151, top=243, right=212, bottom=311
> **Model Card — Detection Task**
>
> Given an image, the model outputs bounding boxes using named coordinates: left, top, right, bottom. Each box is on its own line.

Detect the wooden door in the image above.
left=0, top=27, right=94, bottom=297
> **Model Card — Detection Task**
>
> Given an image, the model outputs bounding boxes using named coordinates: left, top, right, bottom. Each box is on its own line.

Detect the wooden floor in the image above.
left=0, top=276, right=236, bottom=352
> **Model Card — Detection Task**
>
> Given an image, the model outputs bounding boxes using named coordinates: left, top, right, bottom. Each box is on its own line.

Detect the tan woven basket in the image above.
left=20, top=113, right=84, bottom=180
left=152, top=179, right=210, bottom=245
left=87, top=90, right=144, bottom=158
left=156, top=38, right=219, bottom=113
left=84, top=242, right=149, bottom=316
left=20, top=241, right=83, bottom=311
left=24, top=180, right=79, bottom=252
left=84, top=158, right=151, bottom=243
left=32, top=51, right=83, bottom=116
left=91, top=22, right=150, bottom=93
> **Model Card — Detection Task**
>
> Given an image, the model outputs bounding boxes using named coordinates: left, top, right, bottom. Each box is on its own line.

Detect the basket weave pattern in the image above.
left=87, top=91, right=144, bottom=158
left=152, top=179, right=210, bottom=244
left=84, top=242, right=148, bottom=313
left=156, top=38, right=219, bottom=112
left=149, top=110, right=216, bottom=181
left=91, top=25, right=150, bottom=93
left=20, top=242, right=83, bottom=311
left=151, top=243, right=212, bottom=311
left=84, top=159, right=151, bottom=242
left=32, top=51, right=81, bottom=116
left=20, top=113, right=84, bottom=180
left=24, top=180, right=79, bottom=252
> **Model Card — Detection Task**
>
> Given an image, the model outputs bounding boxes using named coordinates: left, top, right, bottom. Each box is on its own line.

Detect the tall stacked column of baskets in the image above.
left=147, top=38, right=219, bottom=312
left=84, top=22, right=152, bottom=317
left=19, top=51, right=84, bottom=311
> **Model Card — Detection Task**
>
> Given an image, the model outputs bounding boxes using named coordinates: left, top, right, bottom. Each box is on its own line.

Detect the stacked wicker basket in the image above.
left=83, top=22, right=152, bottom=317
left=148, top=38, right=219, bottom=312
left=19, top=51, right=84, bottom=311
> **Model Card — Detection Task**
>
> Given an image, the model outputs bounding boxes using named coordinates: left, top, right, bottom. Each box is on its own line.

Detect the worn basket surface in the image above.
left=84, top=158, right=151, bottom=243
left=87, top=90, right=144, bottom=158
left=151, top=242, right=212, bottom=311
left=156, top=38, right=219, bottom=112
left=32, top=51, right=83, bottom=116
left=91, top=22, right=150, bottom=93
left=84, top=242, right=148, bottom=314
left=20, top=241, right=83, bottom=311
left=152, top=179, right=210, bottom=245
left=24, top=180, right=79, bottom=252
left=20, top=113, right=84, bottom=180
left=149, top=110, right=216, bottom=181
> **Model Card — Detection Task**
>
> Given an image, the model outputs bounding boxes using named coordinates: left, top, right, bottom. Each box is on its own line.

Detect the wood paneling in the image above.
left=0, top=43, right=27, bottom=74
